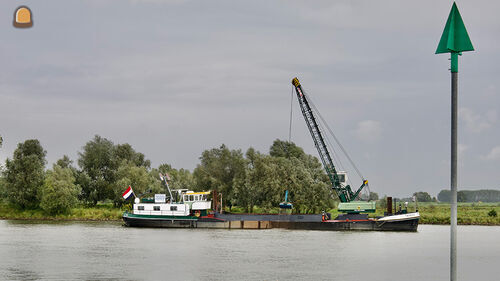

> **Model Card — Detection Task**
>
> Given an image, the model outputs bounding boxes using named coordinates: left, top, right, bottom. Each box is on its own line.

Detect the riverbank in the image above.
left=0, top=203, right=124, bottom=221
left=412, top=202, right=500, bottom=225
left=1, top=202, right=499, bottom=225
left=368, top=202, right=500, bottom=225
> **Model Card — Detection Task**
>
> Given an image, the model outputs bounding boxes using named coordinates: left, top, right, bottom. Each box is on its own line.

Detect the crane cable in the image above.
left=289, top=85, right=373, bottom=200
left=306, top=92, right=365, bottom=182
left=289, top=87, right=294, bottom=143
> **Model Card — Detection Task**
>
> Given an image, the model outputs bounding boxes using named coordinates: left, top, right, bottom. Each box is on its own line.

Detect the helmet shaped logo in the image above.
left=13, top=6, right=33, bottom=28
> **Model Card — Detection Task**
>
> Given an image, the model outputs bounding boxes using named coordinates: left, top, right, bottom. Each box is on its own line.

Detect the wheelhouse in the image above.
left=132, top=190, right=212, bottom=217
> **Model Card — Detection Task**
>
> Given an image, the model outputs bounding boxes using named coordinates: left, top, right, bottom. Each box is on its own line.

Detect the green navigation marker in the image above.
left=436, top=2, right=474, bottom=72
left=435, top=2, right=474, bottom=281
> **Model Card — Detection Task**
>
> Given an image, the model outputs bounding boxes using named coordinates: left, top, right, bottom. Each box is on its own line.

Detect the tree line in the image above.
left=437, top=189, right=500, bottom=202
left=0, top=136, right=336, bottom=214
left=395, top=190, right=500, bottom=203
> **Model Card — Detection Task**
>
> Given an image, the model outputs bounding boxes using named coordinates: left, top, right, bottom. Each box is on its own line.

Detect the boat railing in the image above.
left=133, top=210, right=190, bottom=216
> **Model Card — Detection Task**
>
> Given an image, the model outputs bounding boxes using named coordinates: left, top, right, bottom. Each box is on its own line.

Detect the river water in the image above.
left=0, top=220, right=498, bottom=281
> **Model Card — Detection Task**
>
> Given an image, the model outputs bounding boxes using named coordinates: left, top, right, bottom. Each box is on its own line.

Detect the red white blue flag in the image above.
left=122, top=186, right=134, bottom=200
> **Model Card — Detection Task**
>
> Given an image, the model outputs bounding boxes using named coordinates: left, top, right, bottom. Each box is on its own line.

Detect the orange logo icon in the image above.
left=13, top=6, right=33, bottom=28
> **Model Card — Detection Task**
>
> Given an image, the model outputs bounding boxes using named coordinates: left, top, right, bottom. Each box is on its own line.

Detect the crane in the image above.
left=291, top=77, right=374, bottom=213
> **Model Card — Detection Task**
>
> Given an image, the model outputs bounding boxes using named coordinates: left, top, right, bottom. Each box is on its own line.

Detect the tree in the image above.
left=437, top=189, right=451, bottom=202
left=40, top=165, right=80, bottom=214
left=438, top=189, right=500, bottom=202
left=457, top=191, right=467, bottom=202
left=269, top=139, right=306, bottom=159
left=413, top=191, right=432, bottom=202
left=155, top=163, right=195, bottom=191
left=193, top=144, right=246, bottom=206
left=56, top=155, right=73, bottom=169
left=77, top=135, right=116, bottom=205
left=77, top=135, right=153, bottom=205
left=233, top=149, right=271, bottom=212
left=114, top=143, right=151, bottom=169
left=4, top=139, right=46, bottom=209
left=370, top=192, right=379, bottom=200
left=112, top=161, right=162, bottom=206
left=233, top=147, right=334, bottom=213
left=361, top=191, right=379, bottom=201
left=56, top=155, right=78, bottom=178
left=0, top=175, right=6, bottom=201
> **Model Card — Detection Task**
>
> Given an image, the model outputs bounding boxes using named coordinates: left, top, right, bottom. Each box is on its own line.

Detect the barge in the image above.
left=123, top=189, right=419, bottom=231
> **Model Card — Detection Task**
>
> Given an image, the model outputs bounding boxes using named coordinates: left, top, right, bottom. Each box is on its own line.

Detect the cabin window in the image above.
left=170, top=206, right=177, bottom=211
left=201, top=195, right=205, bottom=201
left=138, top=206, right=144, bottom=211
left=184, top=195, right=188, bottom=201
left=153, top=206, right=160, bottom=211
left=195, top=195, right=199, bottom=201
left=189, top=195, right=194, bottom=201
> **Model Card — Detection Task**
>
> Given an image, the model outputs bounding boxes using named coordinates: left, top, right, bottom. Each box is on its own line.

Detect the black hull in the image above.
left=122, top=216, right=226, bottom=228
left=271, top=219, right=419, bottom=231
left=123, top=213, right=419, bottom=231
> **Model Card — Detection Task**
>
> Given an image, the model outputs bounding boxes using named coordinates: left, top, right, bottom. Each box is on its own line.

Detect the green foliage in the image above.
left=437, top=189, right=450, bottom=202
left=0, top=175, right=6, bottom=201
left=0, top=202, right=123, bottom=221
left=56, top=155, right=73, bottom=169
left=193, top=144, right=246, bottom=206
left=438, top=189, right=500, bottom=202
left=40, top=165, right=80, bottom=214
left=155, top=163, right=196, bottom=191
left=488, top=209, right=497, bottom=217
left=4, top=139, right=46, bottom=209
left=112, top=161, right=162, bottom=206
left=77, top=135, right=116, bottom=205
left=413, top=191, right=432, bottom=202
left=405, top=202, right=500, bottom=225
left=361, top=192, right=379, bottom=201
left=457, top=191, right=467, bottom=202
left=114, top=143, right=151, bottom=168
left=192, top=141, right=334, bottom=214
left=77, top=135, right=152, bottom=205
left=233, top=144, right=334, bottom=214
left=269, top=139, right=306, bottom=159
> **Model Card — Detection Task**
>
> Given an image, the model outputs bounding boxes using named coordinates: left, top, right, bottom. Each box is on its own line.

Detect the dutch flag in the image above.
left=122, top=186, right=134, bottom=200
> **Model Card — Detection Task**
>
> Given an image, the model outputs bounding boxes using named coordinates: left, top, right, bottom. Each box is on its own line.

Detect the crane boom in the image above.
left=291, top=77, right=367, bottom=203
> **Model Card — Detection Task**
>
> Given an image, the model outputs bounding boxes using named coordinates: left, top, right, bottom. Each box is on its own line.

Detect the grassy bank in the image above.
left=0, top=202, right=124, bottom=221
left=1, top=202, right=499, bottom=225
left=357, top=202, right=500, bottom=225
left=410, top=202, right=500, bottom=225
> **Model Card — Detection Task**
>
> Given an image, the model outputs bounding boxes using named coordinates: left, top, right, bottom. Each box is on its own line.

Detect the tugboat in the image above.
left=122, top=174, right=224, bottom=228
left=122, top=190, right=221, bottom=228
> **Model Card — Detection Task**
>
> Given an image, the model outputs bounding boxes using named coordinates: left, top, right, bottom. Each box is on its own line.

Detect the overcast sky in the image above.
left=1, top=0, right=499, bottom=197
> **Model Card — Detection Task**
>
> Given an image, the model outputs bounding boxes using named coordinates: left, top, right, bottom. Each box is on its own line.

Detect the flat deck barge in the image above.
left=123, top=211, right=419, bottom=231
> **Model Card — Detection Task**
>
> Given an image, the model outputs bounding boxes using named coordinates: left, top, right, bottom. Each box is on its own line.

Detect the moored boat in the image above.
left=123, top=188, right=419, bottom=231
